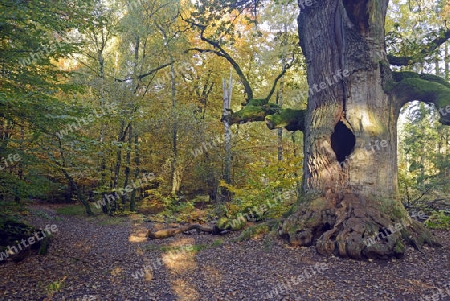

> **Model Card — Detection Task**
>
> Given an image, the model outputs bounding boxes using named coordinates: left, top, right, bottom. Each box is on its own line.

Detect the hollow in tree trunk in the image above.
left=276, top=0, right=447, bottom=259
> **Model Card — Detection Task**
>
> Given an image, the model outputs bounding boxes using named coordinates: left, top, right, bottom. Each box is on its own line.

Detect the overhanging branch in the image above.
left=114, top=63, right=172, bottom=82
left=389, top=71, right=450, bottom=125
left=227, top=104, right=305, bottom=132
left=185, top=17, right=294, bottom=104
left=187, top=46, right=253, bottom=101
left=388, top=29, right=450, bottom=66
left=265, top=108, right=306, bottom=132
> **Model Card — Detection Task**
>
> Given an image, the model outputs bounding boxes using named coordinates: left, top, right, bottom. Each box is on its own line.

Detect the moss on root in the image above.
left=236, top=224, right=270, bottom=241
left=279, top=194, right=441, bottom=260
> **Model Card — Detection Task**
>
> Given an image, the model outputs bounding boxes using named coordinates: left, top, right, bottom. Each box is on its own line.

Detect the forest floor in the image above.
left=0, top=204, right=450, bottom=301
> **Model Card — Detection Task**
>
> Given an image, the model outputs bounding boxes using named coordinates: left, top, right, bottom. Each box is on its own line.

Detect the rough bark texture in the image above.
left=278, top=0, right=443, bottom=259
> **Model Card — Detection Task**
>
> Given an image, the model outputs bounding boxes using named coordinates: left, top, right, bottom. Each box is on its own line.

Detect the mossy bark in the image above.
left=389, top=72, right=450, bottom=125
left=229, top=103, right=306, bottom=132
left=228, top=103, right=280, bottom=124
left=0, top=219, right=53, bottom=262
left=277, top=0, right=444, bottom=259
left=266, top=108, right=306, bottom=131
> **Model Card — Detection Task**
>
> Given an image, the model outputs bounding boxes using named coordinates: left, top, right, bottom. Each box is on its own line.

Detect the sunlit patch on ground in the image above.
left=110, top=267, right=123, bottom=276
left=128, top=227, right=148, bottom=243
left=127, top=213, right=149, bottom=243
left=162, top=238, right=197, bottom=272
left=162, top=250, right=197, bottom=272
left=144, top=270, right=153, bottom=282
left=163, top=238, right=199, bottom=299
left=135, top=247, right=145, bottom=256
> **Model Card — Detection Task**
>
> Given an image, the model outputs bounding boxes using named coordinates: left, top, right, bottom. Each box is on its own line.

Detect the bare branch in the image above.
left=388, top=28, right=450, bottom=66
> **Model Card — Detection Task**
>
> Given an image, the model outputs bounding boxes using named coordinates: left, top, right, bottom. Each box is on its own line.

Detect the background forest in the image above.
left=1, top=0, right=449, bottom=229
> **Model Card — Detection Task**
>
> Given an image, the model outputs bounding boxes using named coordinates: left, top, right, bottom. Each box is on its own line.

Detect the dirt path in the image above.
left=0, top=205, right=449, bottom=301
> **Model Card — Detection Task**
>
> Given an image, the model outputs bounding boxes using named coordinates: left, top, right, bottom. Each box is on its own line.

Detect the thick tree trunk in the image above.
left=279, top=0, right=438, bottom=259
left=297, top=0, right=396, bottom=197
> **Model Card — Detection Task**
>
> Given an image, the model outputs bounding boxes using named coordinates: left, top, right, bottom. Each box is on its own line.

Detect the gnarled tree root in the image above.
left=279, top=193, right=441, bottom=259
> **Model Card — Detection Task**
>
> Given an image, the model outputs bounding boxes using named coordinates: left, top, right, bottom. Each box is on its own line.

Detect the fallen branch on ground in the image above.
left=147, top=224, right=225, bottom=239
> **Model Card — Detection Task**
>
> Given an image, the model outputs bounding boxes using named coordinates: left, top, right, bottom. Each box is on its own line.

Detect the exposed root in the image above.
left=279, top=193, right=441, bottom=259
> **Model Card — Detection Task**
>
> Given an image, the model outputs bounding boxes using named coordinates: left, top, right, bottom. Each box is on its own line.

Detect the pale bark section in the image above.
left=222, top=72, right=233, bottom=185
left=344, top=69, right=398, bottom=197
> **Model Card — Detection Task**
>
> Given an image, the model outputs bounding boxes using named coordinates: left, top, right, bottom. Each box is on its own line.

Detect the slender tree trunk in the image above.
left=122, top=123, right=133, bottom=206
left=445, top=41, right=449, bottom=81
left=291, top=132, right=302, bottom=197
left=15, top=125, right=25, bottom=203
left=170, top=60, right=181, bottom=196
left=445, top=133, right=449, bottom=179
left=277, top=91, right=283, bottom=162
left=97, top=34, right=109, bottom=214
left=223, top=73, right=232, bottom=185
left=57, top=138, right=92, bottom=215
left=435, top=56, right=440, bottom=76
left=277, top=6, right=289, bottom=164
left=221, top=71, right=233, bottom=202
left=112, top=120, right=128, bottom=213
left=130, top=131, right=140, bottom=212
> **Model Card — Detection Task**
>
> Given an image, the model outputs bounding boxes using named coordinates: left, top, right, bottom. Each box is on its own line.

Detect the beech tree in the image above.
left=217, top=0, right=450, bottom=258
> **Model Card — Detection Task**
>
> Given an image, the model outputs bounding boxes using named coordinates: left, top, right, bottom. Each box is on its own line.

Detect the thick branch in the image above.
left=389, top=72, right=450, bottom=125
left=186, top=18, right=292, bottom=104
left=184, top=18, right=254, bottom=101
left=387, top=54, right=413, bottom=66
left=265, top=108, right=306, bottom=132
left=228, top=104, right=306, bottom=132
left=388, top=29, right=450, bottom=66
left=227, top=103, right=280, bottom=124
left=188, top=47, right=253, bottom=101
